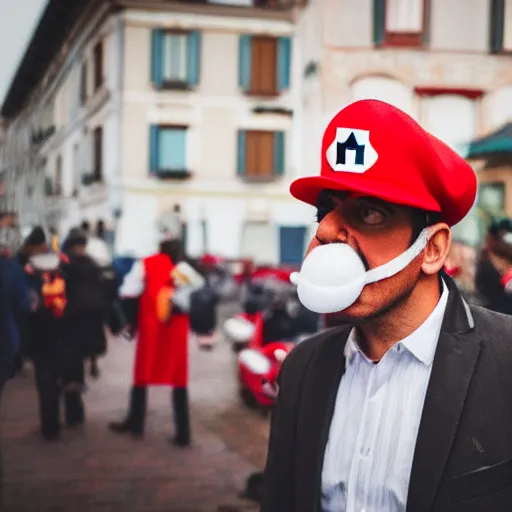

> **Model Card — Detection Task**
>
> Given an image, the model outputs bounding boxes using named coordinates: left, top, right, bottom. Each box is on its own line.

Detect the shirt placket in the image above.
left=346, top=358, right=376, bottom=512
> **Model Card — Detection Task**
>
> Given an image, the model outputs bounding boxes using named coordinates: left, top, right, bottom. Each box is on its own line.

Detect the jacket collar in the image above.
left=294, top=274, right=480, bottom=512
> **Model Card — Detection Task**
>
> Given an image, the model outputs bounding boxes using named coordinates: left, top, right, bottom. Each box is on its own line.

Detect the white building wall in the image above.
left=116, top=9, right=302, bottom=263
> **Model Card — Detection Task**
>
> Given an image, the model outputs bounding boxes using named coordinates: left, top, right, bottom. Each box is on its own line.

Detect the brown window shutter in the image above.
left=258, top=131, right=274, bottom=176
left=245, top=131, right=260, bottom=176
left=250, top=37, right=277, bottom=95
left=244, top=131, right=275, bottom=177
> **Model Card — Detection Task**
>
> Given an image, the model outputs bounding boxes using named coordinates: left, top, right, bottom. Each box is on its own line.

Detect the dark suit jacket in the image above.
left=262, top=276, right=512, bottom=512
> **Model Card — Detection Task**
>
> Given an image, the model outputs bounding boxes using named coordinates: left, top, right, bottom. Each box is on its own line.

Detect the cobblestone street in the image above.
left=0, top=308, right=269, bottom=512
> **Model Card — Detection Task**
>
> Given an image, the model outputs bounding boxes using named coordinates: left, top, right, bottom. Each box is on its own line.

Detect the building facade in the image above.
left=0, top=0, right=314, bottom=265
left=293, top=0, right=512, bottom=249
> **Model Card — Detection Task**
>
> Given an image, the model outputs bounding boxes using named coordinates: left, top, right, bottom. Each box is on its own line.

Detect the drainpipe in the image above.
left=112, top=12, right=125, bottom=255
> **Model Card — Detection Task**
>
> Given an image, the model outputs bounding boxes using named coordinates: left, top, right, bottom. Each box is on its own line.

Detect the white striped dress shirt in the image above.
left=321, top=281, right=449, bottom=512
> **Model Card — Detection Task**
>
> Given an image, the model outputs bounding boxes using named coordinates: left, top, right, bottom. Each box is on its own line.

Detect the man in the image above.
left=475, top=218, right=512, bottom=314
left=262, top=100, right=512, bottom=512
left=60, top=228, right=107, bottom=418
left=14, top=226, right=49, bottom=374
left=0, top=243, right=29, bottom=379
left=109, top=238, right=192, bottom=446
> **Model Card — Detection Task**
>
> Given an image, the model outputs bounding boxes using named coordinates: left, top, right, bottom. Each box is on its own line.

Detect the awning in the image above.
left=466, top=123, right=512, bottom=159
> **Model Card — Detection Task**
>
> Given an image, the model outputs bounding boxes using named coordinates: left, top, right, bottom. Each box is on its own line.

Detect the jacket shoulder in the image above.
left=280, top=325, right=351, bottom=383
left=471, top=304, right=512, bottom=360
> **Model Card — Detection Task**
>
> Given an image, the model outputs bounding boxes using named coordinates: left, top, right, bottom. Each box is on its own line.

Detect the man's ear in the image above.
left=421, top=223, right=451, bottom=276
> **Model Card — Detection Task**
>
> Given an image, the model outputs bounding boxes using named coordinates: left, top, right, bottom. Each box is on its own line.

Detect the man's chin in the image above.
left=325, top=306, right=372, bottom=326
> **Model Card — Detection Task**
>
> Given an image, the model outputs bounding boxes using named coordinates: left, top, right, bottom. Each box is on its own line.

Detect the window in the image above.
left=151, top=30, right=201, bottom=89
left=279, top=226, right=306, bottom=266
left=149, top=125, right=189, bottom=176
left=478, top=182, right=506, bottom=219
left=419, top=92, right=478, bottom=152
left=374, top=0, right=427, bottom=47
left=80, top=61, right=88, bottom=105
left=93, top=41, right=104, bottom=91
left=237, top=130, right=285, bottom=179
left=55, top=155, right=63, bottom=196
left=93, top=126, right=103, bottom=182
left=491, top=0, right=512, bottom=52
left=239, top=35, right=291, bottom=96
left=73, top=143, right=80, bottom=195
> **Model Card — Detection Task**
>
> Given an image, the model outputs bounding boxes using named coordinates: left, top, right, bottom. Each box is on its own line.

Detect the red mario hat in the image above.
left=290, top=99, right=477, bottom=226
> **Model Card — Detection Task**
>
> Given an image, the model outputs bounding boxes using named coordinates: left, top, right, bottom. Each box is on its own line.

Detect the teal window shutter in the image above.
left=187, top=31, right=201, bottom=86
left=277, top=37, right=292, bottom=91
left=373, top=0, right=385, bottom=47
left=149, top=125, right=159, bottom=173
left=158, top=128, right=187, bottom=170
left=151, top=29, right=164, bottom=89
left=273, top=131, right=285, bottom=176
left=239, top=35, right=252, bottom=90
left=490, top=0, right=505, bottom=53
left=237, top=130, right=246, bottom=175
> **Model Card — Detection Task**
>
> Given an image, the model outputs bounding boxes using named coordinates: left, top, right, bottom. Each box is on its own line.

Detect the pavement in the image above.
left=0, top=305, right=269, bottom=512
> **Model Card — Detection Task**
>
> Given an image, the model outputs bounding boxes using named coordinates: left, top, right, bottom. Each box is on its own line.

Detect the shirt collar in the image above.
left=344, top=279, right=449, bottom=367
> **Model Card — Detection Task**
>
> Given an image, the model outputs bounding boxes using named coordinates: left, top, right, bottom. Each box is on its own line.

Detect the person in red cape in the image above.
left=109, top=237, right=191, bottom=446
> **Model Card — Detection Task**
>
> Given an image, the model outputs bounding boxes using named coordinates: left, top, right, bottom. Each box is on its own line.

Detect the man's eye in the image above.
left=360, top=208, right=385, bottom=225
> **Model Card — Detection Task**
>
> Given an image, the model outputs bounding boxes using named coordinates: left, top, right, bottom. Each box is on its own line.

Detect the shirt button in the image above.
left=396, top=344, right=401, bottom=352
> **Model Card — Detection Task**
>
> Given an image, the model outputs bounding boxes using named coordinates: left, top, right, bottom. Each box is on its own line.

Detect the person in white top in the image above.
left=262, top=100, right=512, bottom=512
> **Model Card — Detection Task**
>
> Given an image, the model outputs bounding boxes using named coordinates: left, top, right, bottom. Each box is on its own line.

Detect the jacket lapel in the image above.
left=295, top=327, right=350, bottom=512
left=407, top=278, right=481, bottom=512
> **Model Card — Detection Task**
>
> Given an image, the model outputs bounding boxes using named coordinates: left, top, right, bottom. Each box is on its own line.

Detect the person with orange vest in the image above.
left=109, top=237, right=198, bottom=446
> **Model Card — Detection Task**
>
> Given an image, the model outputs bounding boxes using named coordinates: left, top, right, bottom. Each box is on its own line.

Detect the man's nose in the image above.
left=315, top=209, right=349, bottom=245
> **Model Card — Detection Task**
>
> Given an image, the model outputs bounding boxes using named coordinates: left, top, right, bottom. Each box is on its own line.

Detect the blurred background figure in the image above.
left=0, top=243, right=29, bottom=380
left=22, top=229, right=67, bottom=441
left=60, top=228, right=108, bottom=423
left=110, top=238, right=194, bottom=446
left=475, top=218, right=512, bottom=315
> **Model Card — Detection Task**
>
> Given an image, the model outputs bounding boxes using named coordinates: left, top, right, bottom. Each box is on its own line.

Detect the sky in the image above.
left=0, top=0, right=47, bottom=106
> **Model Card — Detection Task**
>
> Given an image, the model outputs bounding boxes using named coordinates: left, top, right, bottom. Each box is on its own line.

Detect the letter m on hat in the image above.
left=326, top=128, right=378, bottom=174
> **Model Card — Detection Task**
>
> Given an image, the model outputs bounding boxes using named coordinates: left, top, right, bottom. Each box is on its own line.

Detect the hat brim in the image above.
left=290, top=175, right=442, bottom=217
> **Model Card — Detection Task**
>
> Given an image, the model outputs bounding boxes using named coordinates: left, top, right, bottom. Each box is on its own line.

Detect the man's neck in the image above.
left=356, top=276, right=442, bottom=362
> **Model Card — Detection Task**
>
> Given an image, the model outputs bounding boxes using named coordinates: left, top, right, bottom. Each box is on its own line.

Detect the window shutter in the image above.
left=373, top=0, right=386, bottom=46
left=277, top=37, right=292, bottom=91
left=149, top=125, right=159, bottom=173
left=490, top=0, right=505, bottom=53
left=239, top=35, right=252, bottom=90
left=151, top=29, right=164, bottom=89
left=237, top=130, right=246, bottom=176
left=273, top=131, right=285, bottom=176
left=187, top=31, right=201, bottom=86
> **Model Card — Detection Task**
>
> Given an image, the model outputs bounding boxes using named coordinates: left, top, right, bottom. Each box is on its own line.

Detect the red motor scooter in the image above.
left=228, top=284, right=322, bottom=414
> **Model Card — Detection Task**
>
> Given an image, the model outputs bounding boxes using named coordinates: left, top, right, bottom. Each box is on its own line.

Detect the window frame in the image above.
left=490, top=0, right=512, bottom=53
left=55, top=154, right=63, bottom=196
left=92, top=126, right=103, bottom=183
left=93, top=40, right=104, bottom=92
left=247, top=36, right=278, bottom=97
left=151, top=124, right=191, bottom=179
left=239, top=34, right=291, bottom=97
left=376, top=0, right=429, bottom=48
left=237, top=129, right=285, bottom=181
left=160, top=30, right=190, bottom=89
left=80, top=61, right=88, bottom=106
